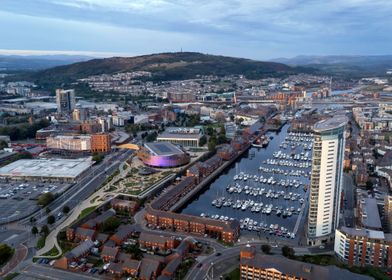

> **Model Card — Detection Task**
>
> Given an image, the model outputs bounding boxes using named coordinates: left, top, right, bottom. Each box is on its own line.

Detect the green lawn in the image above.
left=42, top=245, right=59, bottom=257
left=223, top=268, right=240, bottom=280
left=36, top=236, right=46, bottom=249
left=90, top=196, right=99, bottom=204
left=174, top=258, right=195, bottom=280
left=77, top=206, right=97, bottom=219
left=3, top=272, right=20, bottom=280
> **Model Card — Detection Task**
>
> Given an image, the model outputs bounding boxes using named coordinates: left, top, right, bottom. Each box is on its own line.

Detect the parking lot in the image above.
left=0, top=181, right=70, bottom=223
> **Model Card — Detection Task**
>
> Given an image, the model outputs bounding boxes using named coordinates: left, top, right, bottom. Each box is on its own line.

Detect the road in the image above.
left=20, top=149, right=132, bottom=227
left=16, top=264, right=100, bottom=280
left=342, top=173, right=355, bottom=227
left=0, top=149, right=133, bottom=276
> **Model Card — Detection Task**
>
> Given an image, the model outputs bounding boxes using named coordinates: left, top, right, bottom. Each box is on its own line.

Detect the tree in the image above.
left=261, top=244, right=271, bottom=254
left=0, top=243, right=13, bottom=265
left=0, top=140, right=8, bottom=150
left=92, top=152, right=104, bottom=164
left=145, top=131, right=158, bottom=142
left=37, top=193, right=54, bottom=207
left=126, top=244, right=143, bottom=260
left=219, top=124, right=226, bottom=136
left=206, top=126, right=214, bottom=136
left=40, top=225, right=49, bottom=236
left=208, top=138, right=217, bottom=152
left=47, top=215, right=55, bottom=225
left=102, top=216, right=121, bottom=232
left=29, top=217, right=36, bottom=224
left=365, top=180, right=373, bottom=190
left=31, top=226, right=38, bottom=235
left=199, top=135, right=207, bottom=147
left=62, top=205, right=70, bottom=214
left=217, top=134, right=227, bottom=145
left=281, top=245, right=295, bottom=258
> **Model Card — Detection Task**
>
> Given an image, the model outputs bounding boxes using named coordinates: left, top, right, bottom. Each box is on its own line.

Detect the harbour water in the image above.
left=180, top=124, right=311, bottom=238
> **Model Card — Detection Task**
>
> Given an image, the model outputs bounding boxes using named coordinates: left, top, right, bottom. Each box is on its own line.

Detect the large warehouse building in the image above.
left=0, top=158, right=94, bottom=182
left=137, top=142, right=190, bottom=168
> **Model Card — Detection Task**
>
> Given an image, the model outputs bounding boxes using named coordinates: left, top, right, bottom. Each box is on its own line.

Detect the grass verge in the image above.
left=77, top=206, right=97, bottom=219
left=3, top=272, right=20, bottom=280
left=36, top=236, right=46, bottom=250
left=222, top=268, right=240, bottom=280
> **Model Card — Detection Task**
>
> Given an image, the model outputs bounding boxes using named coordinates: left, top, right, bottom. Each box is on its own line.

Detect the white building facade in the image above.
left=307, top=116, right=347, bottom=245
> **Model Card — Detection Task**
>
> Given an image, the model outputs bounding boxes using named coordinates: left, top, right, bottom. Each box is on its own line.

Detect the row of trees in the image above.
left=0, top=243, right=13, bottom=266
left=260, top=244, right=295, bottom=258
left=0, top=119, right=49, bottom=141
left=31, top=205, right=70, bottom=235
left=207, top=124, right=227, bottom=151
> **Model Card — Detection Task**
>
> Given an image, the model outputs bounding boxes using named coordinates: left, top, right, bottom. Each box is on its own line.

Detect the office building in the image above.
left=56, top=89, right=75, bottom=114
left=307, top=116, right=347, bottom=245
left=72, top=108, right=89, bottom=121
left=47, top=135, right=91, bottom=152
left=46, top=133, right=111, bottom=153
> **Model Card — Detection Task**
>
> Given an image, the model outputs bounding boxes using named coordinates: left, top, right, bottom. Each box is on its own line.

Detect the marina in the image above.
left=181, top=125, right=312, bottom=240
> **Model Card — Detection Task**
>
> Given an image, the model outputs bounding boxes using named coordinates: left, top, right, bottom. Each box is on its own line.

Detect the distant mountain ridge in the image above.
left=270, top=55, right=392, bottom=75
left=10, top=52, right=314, bottom=88
left=0, top=54, right=93, bottom=71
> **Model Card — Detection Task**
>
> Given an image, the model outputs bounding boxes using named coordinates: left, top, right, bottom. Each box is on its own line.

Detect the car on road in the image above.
left=197, top=263, right=203, bottom=268
left=215, top=252, right=221, bottom=256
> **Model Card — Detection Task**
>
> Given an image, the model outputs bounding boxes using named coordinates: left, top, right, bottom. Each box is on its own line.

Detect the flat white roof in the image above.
left=0, top=158, right=93, bottom=179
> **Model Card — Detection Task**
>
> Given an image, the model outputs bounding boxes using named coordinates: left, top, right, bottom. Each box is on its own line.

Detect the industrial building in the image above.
left=0, top=158, right=94, bottom=182
left=157, top=127, right=203, bottom=147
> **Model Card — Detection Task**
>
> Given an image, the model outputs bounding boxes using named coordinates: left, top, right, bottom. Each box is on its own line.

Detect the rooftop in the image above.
left=0, top=158, right=93, bottom=179
left=144, top=142, right=185, bottom=156
left=313, top=115, right=347, bottom=132
left=339, top=226, right=386, bottom=240
left=241, top=249, right=372, bottom=280
left=158, top=127, right=202, bottom=140
left=361, top=198, right=382, bottom=229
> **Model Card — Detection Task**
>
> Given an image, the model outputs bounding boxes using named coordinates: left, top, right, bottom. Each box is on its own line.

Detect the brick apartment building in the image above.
left=240, top=245, right=372, bottom=280
left=138, top=232, right=180, bottom=251
left=145, top=204, right=239, bottom=243
left=335, top=226, right=392, bottom=268
left=91, top=133, right=111, bottom=153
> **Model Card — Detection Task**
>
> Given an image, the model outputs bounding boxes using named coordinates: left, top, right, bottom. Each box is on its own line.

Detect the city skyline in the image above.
left=1, top=0, right=392, bottom=59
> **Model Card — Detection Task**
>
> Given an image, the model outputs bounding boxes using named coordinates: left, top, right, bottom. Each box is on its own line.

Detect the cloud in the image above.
left=0, top=0, right=391, bottom=58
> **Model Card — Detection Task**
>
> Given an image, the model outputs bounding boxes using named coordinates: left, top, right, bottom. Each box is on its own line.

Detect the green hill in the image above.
left=10, top=52, right=315, bottom=88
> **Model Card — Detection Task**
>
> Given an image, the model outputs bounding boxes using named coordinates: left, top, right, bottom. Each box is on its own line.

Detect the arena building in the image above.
left=0, top=158, right=93, bottom=182
left=137, top=142, right=190, bottom=168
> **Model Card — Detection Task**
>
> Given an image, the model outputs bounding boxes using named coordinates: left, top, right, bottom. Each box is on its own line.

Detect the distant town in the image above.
left=1, top=55, right=392, bottom=280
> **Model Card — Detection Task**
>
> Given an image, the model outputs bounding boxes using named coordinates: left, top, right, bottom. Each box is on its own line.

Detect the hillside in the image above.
left=271, top=55, right=392, bottom=76
left=10, top=52, right=314, bottom=88
left=0, top=54, right=93, bottom=71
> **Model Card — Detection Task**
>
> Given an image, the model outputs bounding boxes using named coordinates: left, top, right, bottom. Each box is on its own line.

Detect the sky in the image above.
left=0, top=0, right=392, bottom=60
